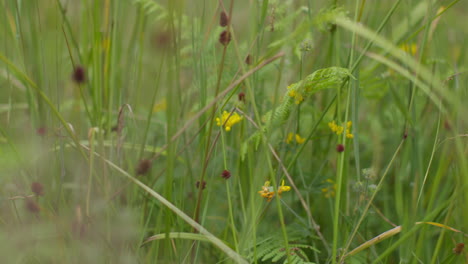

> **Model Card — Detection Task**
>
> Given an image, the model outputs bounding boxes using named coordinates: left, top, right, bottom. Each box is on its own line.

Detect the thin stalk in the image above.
left=332, top=1, right=363, bottom=262
left=339, top=140, right=405, bottom=262
left=86, top=128, right=97, bottom=217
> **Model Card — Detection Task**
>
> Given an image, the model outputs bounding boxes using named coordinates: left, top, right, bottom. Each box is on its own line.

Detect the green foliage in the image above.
left=267, top=5, right=313, bottom=55
left=247, top=232, right=318, bottom=264
left=133, top=0, right=166, bottom=22
left=312, top=6, right=348, bottom=32
left=241, top=67, right=351, bottom=159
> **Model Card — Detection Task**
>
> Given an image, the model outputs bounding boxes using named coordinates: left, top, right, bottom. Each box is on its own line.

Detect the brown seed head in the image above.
left=153, top=30, right=171, bottom=50
left=196, top=180, right=206, bottom=190
left=31, top=182, right=44, bottom=196
left=25, top=198, right=40, bottom=214
left=220, top=11, right=229, bottom=27
left=444, top=120, right=451, bottom=130
left=72, top=66, right=86, bottom=84
left=221, top=170, right=231, bottom=179
left=36, top=127, right=46, bottom=136
left=245, top=54, right=252, bottom=65
left=238, top=92, right=245, bottom=102
left=136, top=159, right=152, bottom=175
left=219, top=30, right=231, bottom=46
left=453, top=243, right=464, bottom=255
left=336, top=144, right=345, bottom=153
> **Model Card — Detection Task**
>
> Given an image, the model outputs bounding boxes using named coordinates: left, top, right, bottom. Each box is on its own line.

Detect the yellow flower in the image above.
left=277, top=180, right=291, bottom=196
left=258, top=181, right=275, bottom=202
left=345, top=121, right=353, bottom=138
left=321, top=179, right=337, bottom=198
left=287, top=85, right=304, bottom=104
left=153, top=99, right=167, bottom=112
left=258, top=180, right=291, bottom=201
left=295, top=134, right=306, bottom=144
left=216, top=111, right=243, bottom=132
left=399, top=43, right=417, bottom=56
left=328, top=121, right=343, bottom=135
left=285, top=133, right=306, bottom=144
left=329, top=120, right=353, bottom=139
left=286, top=133, right=294, bottom=144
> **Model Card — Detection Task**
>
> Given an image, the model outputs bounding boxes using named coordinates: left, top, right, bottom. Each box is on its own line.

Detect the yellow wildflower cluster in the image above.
left=399, top=43, right=417, bottom=56
left=328, top=120, right=353, bottom=139
left=322, top=179, right=336, bottom=198
left=286, top=133, right=306, bottom=144
left=152, top=99, right=167, bottom=112
left=287, top=85, right=304, bottom=105
left=216, top=111, right=243, bottom=132
left=258, top=180, right=291, bottom=202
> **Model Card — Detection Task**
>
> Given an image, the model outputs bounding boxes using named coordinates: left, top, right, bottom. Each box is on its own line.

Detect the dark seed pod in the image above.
left=31, top=182, right=44, bottom=196
left=25, top=198, right=40, bottom=214
left=336, top=144, right=345, bottom=153
left=453, top=243, right=464, bottom=255
left=219, top=30, right=231, bottom=46
left=403, top=131, right=408, bottom=139
left=245, top=54, right=252, bottom=65
left=72, top=66, right=86, bottom=84
left=136, top=159, right=152, bottom=175
left=196, top=180, right=206, bottom=190
left=36, top=127, right=46, bottom=136
left=220, top=11, right=229, bottom=27
left=221, top=170, right=231, bottom=179
left=238, top=92, right=245, bottom=102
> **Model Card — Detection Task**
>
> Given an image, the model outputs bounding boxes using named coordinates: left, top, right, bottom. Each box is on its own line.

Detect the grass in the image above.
left=1, top=0, right=467, bottom=263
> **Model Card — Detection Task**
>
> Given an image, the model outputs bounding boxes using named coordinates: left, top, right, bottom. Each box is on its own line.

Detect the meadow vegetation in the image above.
left=0, top=0, right=467, bottom=263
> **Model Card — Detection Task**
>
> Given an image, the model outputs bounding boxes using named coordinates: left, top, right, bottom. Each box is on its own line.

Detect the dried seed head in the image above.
left=336, top=144, right=345, bottom=153
left=72, top=66, right=86, bottom=84
left=453, top=243, right=464, bottom=255
left=444, top=120, right=451, bottom=130
left=220, top=11, right=229, bottom=27
left=114, top=104, right=127, bottom=134
left=238, top=92, right=245, bottom=102
left=136, top=159, right=152, bottom=175
left=31, top=182, right=44, bottom=196
left=153, top=30, right=171, bottom=50
left=221, top=170, right=231, bottom=179
left=403, top=131, right=408, bottom=139
left=268, top=10, right=275, bottom=32
left=25, top=198, right=40, bottom=214
left=245, top=54, right=252, bottom=65
left=196, top=180, right=206, bottom=190
left=219, top=30, right=231, bottom=46
left=36, top=127, right=46, bottom=136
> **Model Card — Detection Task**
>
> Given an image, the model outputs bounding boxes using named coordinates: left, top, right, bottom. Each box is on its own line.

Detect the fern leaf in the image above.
left=263, top=248, right=285, bottom=262
left=133, top=0, right=164, bottom=17
left=263, top=66, right=352, bottom=129
left=302, top=67, right=353, bottom=94
left=248, top=230, right=319, bottom=264
left=240, top=67, right=352, bottom=160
